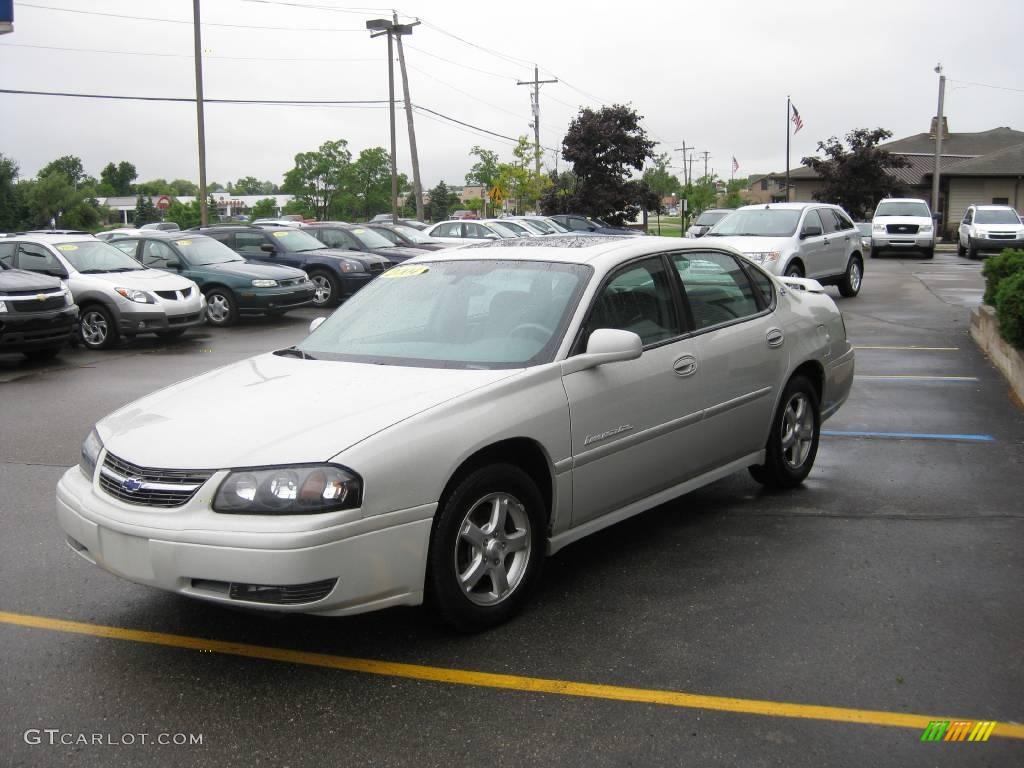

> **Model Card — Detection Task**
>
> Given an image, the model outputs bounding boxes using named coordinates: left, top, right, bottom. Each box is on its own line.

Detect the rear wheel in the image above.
left=837, top=255, right=863, bottom=297
left=79, top=305, right=118, bottom=350
left=427, top=463, right=545, bottom=632
left=204, top=288, right=237, bottom=326
left=309, top=270, right=340, bottom=307
left=749, top=375, right=820, bottom=489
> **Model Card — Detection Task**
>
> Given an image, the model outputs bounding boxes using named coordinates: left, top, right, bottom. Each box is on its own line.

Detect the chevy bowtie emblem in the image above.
left=121, top=477, right=144, bottom=492
left=36, top=294, right=47, bottom=301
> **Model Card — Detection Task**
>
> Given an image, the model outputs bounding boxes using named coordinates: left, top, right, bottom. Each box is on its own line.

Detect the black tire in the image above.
left=957, top=239, right=966, bottom=257
left=204, top=288, right=237, bottom=327
left=79, top=304, right=118, bottom=350
left=427, top=463, right=546, bottom=632
left=23, top=346, right=62, bottom=362
left=156, top=329, right=186, bottom=340
left=869, top=247, right=880, bottom=259
left=967, top=237, right=978, bottom=260
left=749, top=375, right=821, bottom=489
left=837, top=255, right=863, bottom=298
left=922, top=247, right=934, bottom=259
left=784, top=262, right=804, bottom=278
left=309, top=270, right=340, bottom=307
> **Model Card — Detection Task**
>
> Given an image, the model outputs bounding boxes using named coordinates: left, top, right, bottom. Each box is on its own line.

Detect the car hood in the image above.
left=200, top=261, right=307, bottom=280
left=0, top=268, right=63, bottom=292
left=306, top=247, right=389, bottom=268
left=704, top=235, right=791, bottom=253
left=75, top=269, right=196, bottom=290
left=367, top=245, right=424, bottom=262
left=97, top=353, right=521, bottom=469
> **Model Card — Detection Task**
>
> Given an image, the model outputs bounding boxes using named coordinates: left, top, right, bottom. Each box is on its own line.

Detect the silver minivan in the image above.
left=704, top=202, right=864, bottom=297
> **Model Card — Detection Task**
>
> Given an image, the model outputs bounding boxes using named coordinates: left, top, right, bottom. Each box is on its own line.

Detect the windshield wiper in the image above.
left=274, top=346, right=317, bottom=360
left=106, top=267, right=142, bottom=272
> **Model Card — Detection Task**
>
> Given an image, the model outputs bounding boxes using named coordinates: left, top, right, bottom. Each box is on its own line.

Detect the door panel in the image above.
left=797, top=209, right=828, bottom=278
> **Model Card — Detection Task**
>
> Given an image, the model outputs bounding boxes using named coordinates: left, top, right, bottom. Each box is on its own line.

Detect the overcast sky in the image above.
left=2, top=0, right=1023, bottom=191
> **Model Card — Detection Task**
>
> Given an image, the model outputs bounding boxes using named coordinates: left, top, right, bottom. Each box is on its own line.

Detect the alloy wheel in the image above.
left=454, top=492, right=532, bottom=607
left=207, top=294, right=231, bottom=324
left=781, top=392, right=815, bottom=470
left=80, top=310, right=109, bottom=348
left=311, top=275, right=333, bottom=305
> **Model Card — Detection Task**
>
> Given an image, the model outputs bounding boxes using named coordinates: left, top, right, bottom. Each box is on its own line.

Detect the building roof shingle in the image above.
left=939, top=142, right=1024, bottom=176
left=879, top=126, right=1024, bottom=156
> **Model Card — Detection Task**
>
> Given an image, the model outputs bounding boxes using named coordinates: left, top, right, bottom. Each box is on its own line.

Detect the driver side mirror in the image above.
left=309, top=317, right=326, bottom=333
left=800, top=225, right=822, bottom=239
left=164, top=260, right=180, bottom=270
left=560, top=328, right=643, bottom=375
left=260, top=243, right=276, bottom=253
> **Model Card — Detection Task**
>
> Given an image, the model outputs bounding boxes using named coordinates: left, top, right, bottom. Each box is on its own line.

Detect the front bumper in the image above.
left=971, top=236, right=1024, bottom=253
left=236, top=285, right=316, bottom=314
left=0, top=305, right=78, bottom=351
left=55, top=466, right=433, bottom=616
left=338, top=272, right=378, bottom=299
left=871, top=235, right=934, bottom=250
left=117, top=297, right=206, bottom=334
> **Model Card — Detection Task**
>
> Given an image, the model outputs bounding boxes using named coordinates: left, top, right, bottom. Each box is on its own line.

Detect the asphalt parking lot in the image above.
left=1, top=249, right=1022, bottom=767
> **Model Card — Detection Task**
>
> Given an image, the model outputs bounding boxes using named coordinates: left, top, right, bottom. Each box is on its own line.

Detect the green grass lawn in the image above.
left=646, top=216, right=685, bottom=236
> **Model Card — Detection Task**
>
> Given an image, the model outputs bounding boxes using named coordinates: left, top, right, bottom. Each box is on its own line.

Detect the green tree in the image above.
left=465, top=146, right=501, bottom=190
left=169, top=179, right=198, bottom=196
left=166, top=199, right=202, bottom=229
left=132, top=195, right=160, bottom=226
left=802, top=128, right=909, bottom=219
left=549, top=104, right=655, bottom=224
left=282, top=198, right=312, bottom=218
left=233, top=176, right=266, bottom=195
left=26, top=172, right=104, bottom=230
left=38, top=155, right=87, bottom=188
left=99, top=161, right=138, bottom=196
left=427, top=181, right=459, bottom=222
left=135, top=179, right=172, bottom=195
left=282, top=139, right=353, bottom=221
left=0, top=154, right=27, bottom=231
left=348, top=147, right=394, bottom=220
left=207, top=181, right=225, bottom=192
left=641, top=154, right=680, bottom=214
left=249, top=198, right=278, bottom=219
left=539, top=169, right=579, bottom=215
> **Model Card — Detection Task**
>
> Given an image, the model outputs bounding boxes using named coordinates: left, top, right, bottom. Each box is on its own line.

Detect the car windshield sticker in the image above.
left=175, top=240, right=192, bottom=246
left=272, top=231, right=291, bottom=238
left=382, top=264, right=429, bottom=278
left=56, top=244, right=78, bottom=251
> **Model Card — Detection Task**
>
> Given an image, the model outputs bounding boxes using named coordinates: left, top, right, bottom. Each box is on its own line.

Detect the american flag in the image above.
left=791, top=104, right=804, bottom=134
left=732, top=156, right=739, bottom=173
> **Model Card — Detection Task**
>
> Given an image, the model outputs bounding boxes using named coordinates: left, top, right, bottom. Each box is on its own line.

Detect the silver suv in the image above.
left=957, top=204, right=1024, bottom=259
left=704, top=202, right=864, bottom=297
left=870, top=198, right=935, bottom=258
left=3, top=233, right=206, bottom=349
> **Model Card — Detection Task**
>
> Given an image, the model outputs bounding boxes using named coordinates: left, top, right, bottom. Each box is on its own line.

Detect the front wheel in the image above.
left=749, top=375, right=820, bottom=489
left=79, top=305, right=118, bottom=350
left=205, top=288, right=237, bottom=326
left=784, top=262, right=804, bottom=278
left=309, top=270, right=340, bottom=307
left=837, top=255, right=863, bottom=297
left=427, top=464, right=545, bottom=632
left=967, top=237, right=979, bottom=260
left=922, top=247, right=934, bottom=259
left=869, top=247, right=880, bottom=259
left=957, top=238, right=966, bottom=257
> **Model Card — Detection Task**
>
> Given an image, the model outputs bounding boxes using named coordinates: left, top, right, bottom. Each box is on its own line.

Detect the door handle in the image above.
left=673, top=354, right=698, bottom=377
left=823, top=237, right=830, bottom=245
left=766, top=328, right=785, bottom=348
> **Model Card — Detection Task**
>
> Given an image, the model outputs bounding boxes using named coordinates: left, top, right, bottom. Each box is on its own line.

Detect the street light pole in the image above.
left=931, top=63, right=946, bottom=233
left=367, top=19, right=414, bottom=224
left=192, top=0, right=209, bottom=227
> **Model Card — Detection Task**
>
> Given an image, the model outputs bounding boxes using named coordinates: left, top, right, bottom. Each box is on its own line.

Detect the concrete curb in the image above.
left=971, top=304, right=1024, bottom=404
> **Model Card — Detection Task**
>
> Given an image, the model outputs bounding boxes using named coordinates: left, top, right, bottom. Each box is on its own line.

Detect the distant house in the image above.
left=743, top=174, right=789, bottom=204
left=779, top=120, right=1024, bottom=234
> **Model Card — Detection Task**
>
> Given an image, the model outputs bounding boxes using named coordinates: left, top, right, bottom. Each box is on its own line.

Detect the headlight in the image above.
left=337, top=259, right=362, bottom=273
left=213, top=464, right=362, bottom=515
left=114, top=287, right=155, bottom=304
left=920, top=224, right=933, bottom=233
left=80, top=428, right=103, bottom=480
left=63, top=290, right=74, bottom=307
left=744, top=251, right=780, bottom=264
left=252, top=279, right=278, bottom=287
left=872, top=222, right=885, bottom=232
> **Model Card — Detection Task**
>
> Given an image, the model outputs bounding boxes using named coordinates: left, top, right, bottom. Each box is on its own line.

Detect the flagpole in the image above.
left=785, top=96, right=791, bottom=203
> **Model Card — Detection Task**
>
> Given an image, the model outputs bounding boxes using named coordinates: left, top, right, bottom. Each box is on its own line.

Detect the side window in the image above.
left=0, top=242, right=15, bottom=268
left=110, top=239, right=140, bottom=259
left=568, top=217, right=592, bottom=231
left=142, top=240, right=175, bottom=268
left=833, top=209, right=855, bottom=231
left=466, top=223, right=491, bottom=238
left=802, top=209, right=824, bottom=236
left=760, top=178, right=769, bottom=191
left=673, top=251, right=761, bottom=330
left=236, top=232, right=270, bottom=255
left=16, top=243, right=67, bottom=276
left=436, top=222, right=458, bottom=237
left=582, top=257, right=681, bottom=347
left=817, top=209, right=838, bottom=233
left=744, top=263, right=776, bottom=310
left=373, top=228, right=400, bottom=244
left=963, top=209, right=973, bottom=224
left=317, top=229, right=359, bottom=250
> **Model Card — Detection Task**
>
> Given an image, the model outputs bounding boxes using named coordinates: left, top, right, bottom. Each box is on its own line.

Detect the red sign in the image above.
left=156, top=196, right=171, bottom=210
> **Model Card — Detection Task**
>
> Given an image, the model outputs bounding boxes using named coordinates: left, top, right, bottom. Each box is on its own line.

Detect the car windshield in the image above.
left=269, top=229, right=329, bottom=252
left=298, top=259, right=592, bottom=369
left=57, top=241, right=145, bottom=272
left=875, top=201, right=930, bottom=218
left=171, top=236, right=244, bottom=265
left=520, top=219, right=555, bottom=234
left=515, top=220, right=549, bottom=234
left=695, top=210, right=729, bottom=226
left=495, top=221, right=531, bottom=236
left=393, top=225, right=434, bottom=243
left=975, top=209, right=1021, bottom=225
left=346, top=226, right=398, bottom=249
left=540, top=218, right=570, bottom=233
left=706, top=209, right=801, bottom=237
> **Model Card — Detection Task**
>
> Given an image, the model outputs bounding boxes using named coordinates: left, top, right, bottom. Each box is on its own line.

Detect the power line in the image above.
left=947, top=77, right=1024, bottom=95
left=0, top=41, right=379, bottom=62
left=402, top=43, right=521, bottom=81
left=240, top=0, right=393, bottom=16
left=17, top=2, right=365, bottom=32
left=417, top=19, right=535, bottom=71
left=0, top=87, right=389, bottom=105
left=413, top=105, right=557, bottom=152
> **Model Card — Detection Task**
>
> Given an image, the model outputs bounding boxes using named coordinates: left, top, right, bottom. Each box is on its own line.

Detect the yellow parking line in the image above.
left=2, top=610, right=1022, bottom=740
left=853, top=346, right=959, bottom=351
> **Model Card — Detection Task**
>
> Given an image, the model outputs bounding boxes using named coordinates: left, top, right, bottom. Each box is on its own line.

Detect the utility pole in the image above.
left=700, top=151, right=711, bottom=182
left=517, top=66, right=558, bottom=176
left=367, top=18, right=414, bottom=224
left=674, top=142, right=689, bottom=185
left=192, top=0, right=209, bottom=226
left=394, top=13, right=423, bottom=222
left=931, top=63, right=946, bottom=232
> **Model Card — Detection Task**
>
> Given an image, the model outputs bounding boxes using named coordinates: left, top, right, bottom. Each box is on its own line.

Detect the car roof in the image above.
left=5, top=232, right=99, bottom=245
left=972, top=204, right=1017, bottom=210
left=737, top=202, right=822, bottom=211
left=877, top=198, right=928, bottom=204
left=117, top=231, right=213, bottom=241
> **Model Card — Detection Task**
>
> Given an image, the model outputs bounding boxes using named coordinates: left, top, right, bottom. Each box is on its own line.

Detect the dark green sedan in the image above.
left=109, top=232, right=315, bottom=326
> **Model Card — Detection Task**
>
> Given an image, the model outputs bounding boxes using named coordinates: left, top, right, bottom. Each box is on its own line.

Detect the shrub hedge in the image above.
left=982, top=249, right=1024, bottom=349
left=981, top=249, right=1024, bottom=305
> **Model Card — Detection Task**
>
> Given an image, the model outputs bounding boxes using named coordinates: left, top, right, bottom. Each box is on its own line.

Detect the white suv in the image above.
left=4, top=233, right=206, bottom=349
left=870, top=198, right=934, bottom=258
left=957, top=204, right=1024, bottom=259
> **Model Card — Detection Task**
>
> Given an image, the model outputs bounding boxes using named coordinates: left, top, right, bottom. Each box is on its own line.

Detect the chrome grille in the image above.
left=98, top=452, right=213, bottom=508
left=367, top=261, right=387, bottom=273
left=11, top=295, right=65, bottom=312
left=155, top=287, right=194, bottom=301
left=279, top=277, right=306, bottom=287
left=886, top=223, right=919, bottom=235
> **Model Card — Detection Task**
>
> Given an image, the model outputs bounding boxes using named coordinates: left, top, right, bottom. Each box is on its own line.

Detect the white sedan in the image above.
left=58, top=237, right=854, bottom=630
